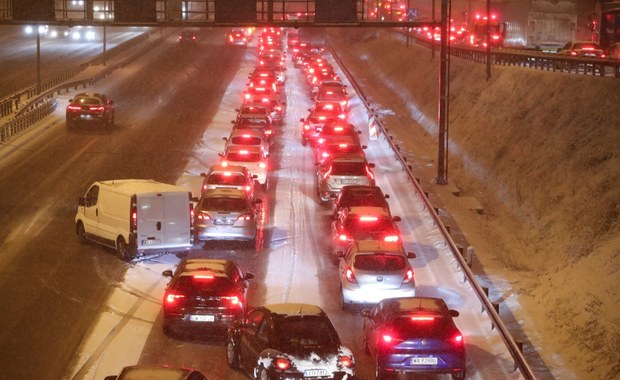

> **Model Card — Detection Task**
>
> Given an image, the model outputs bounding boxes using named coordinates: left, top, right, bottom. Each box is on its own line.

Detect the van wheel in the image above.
left=116, top=237, right=132, bottom=261
left=76, top=222, right=88, bottom=245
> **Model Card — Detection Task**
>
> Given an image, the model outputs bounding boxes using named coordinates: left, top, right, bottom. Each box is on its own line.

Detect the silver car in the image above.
left=194, top=189, right=261, bottom=244
left=336, top=240, right=416, bottom=311
left=316, top=154, right=375, bottom=203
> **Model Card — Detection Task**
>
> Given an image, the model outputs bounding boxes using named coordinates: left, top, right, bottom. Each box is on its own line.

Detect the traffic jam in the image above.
left=76, top=27, right=511, bottom=380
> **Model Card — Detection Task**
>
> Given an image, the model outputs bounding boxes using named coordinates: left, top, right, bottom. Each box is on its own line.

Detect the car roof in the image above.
left=377, top=297, right=451, bottom=316
left=202, top=188, right=247, bottom=199
left=346, top=206, right=391, bottom=217
left=264, top=303, right=326, bottom=317
left=117, top=365, right=198, bottom=380
left=208, top=164, right=249, bottom=174
left=177, top=258, right=238, bottom=276
left=225, top=145, right=263, bottom=154
left=352, top=240, right=405, bottom=253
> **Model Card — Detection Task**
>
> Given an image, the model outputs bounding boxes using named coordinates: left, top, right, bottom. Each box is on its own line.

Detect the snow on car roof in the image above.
left=264, top=303, right=325, bottom=317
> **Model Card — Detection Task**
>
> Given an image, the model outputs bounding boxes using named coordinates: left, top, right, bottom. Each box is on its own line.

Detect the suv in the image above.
left=331, top=206, right=402, bottom=249
left=66, top=92, right=114, bottom=130
left=332, top=185, right=390, bottom=217
left=194, top=188, right=262, bottom=244
left=200, top=164, right=256, bottom=199
left=336, top=240, right=416, bottom=311
left=226, top=303, right=355, bottom=379
left=219, top=145, right=269, bottom=188
left=316, top=154, right=375, bottom=203
left=161, top=258, right=254, bottom=336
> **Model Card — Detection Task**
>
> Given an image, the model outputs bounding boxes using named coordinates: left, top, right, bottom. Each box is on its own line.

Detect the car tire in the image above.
left=226, top=336, right=240, bottom=369
left=76, top=222, right=88, bottom=245
left=116, top=237, right=132, bottom=261
left=257, top=367, right=271, bottom=380
left=162, top=319, right=174, bottom=337
left=452, top=369, right=466, bottom=380
left=375, top=361, right=389, bottom=380
left=66, top=119, right=74, bottom=130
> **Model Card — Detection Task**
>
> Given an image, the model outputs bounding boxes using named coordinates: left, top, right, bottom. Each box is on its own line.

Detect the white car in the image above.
left=219, top=145, right=268, bottom=188
left=336, top=240, right=416, bottom=311
left=224, top=129, right=270, bottom=158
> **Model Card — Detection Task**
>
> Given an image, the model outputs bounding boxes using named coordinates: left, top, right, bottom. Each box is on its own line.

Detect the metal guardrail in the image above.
left=403, top=30, right=620, bottom=79
left=328, top=39, right=538, bottom=380
left=0, top=29, right=169, bottom=144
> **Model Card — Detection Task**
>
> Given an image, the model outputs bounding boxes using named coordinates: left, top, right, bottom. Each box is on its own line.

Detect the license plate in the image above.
left=214, top=219, right=233, bottom=225
left=303, top=369, right=329, bottom=377
left=141, top=239, right=161, bottom=245
left=189, top=315, right=215, bottom=322
left=410, top=357, right=438, bottom=365
left=340, top=179, right=357, bottom=184
left=80, top=114, right=93, bottom=119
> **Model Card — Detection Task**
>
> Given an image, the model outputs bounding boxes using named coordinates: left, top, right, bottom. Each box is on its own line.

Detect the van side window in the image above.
left=85, top=185, right=99, bottom=207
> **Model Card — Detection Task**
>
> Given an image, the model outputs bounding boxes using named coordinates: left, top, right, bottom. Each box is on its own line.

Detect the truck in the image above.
left=297, top=27, right=327, bottom=49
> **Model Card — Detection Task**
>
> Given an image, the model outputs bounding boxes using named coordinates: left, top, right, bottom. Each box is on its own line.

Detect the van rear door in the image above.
left=136, top=192, right=192, bottom=252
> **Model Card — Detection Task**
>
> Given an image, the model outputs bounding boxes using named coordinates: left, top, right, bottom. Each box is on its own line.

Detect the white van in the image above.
left=75, top=179, right=194, bottom=260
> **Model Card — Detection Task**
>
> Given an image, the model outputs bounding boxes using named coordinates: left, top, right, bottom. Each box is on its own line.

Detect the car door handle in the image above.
left=156, top=221, right=161, bottom=231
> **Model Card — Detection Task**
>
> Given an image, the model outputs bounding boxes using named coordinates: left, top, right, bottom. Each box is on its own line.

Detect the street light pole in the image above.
left=36, top=27, right=41, bottom=95
left=437, top=0, right=450, bottom=185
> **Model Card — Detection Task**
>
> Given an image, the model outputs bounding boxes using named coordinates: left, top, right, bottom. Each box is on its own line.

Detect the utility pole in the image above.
left=437, top=0, right=450, bottom=184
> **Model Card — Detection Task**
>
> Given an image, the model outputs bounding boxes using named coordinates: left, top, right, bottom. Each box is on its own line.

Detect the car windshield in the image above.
left=207, top=173, right=247, bottom=186
left=226, top=152, right=262, bottom=162
left=354, top=253, right=406, bottom=271
left=330, top=161, right=366, bottom=175
left=274, top=317, right=338, bottom=353
left=203, top=197, right=249, bottom=212
left=173, top=276, right=236, bottom=295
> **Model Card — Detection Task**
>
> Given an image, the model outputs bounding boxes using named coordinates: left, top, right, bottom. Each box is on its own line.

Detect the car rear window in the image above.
left=226, top=152, right=262, bottom=162
left=326, top=144, right=362, bottom=154
left=174, top=276, right=236, bottom=295
left=275, top=317, right=339, bottom=351
left=203, top=197, right=249, bottom=212
left=330, top=161, right=366, bottom=175
left=386, top=316, right=455, bottom=339
left=231, top=136, right=262, bottom=145
left=207, top=173, right=247, bottom=186
left=340, top=191, right=386, bottom=208
left=354, top=253, right=406, bottom=271
left=75, top=97, right=102, bottom=105
left=344, top=217, right=394, bottom=232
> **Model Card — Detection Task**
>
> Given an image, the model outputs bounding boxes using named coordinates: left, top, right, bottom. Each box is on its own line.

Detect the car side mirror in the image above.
left=162, top=270, right=173, bottom=278
left=450, top=309, right=460, bottom=317
left=235, top=109, right=240, bottom=112
left=407, top=252, right=416, bottom=259
left=385, top=194, right=390, bottom=199
left=78, top=196, right=85, bottom=206
left=252, top=174, right=258, bottom=179
left=218, top=152, right=224, bottom=157
left=362, top=145, right=368, bottom=149
left=222, top=137, right=228, bottom=141
left=230, top=120, right=235, bottom=124
left=357, top=130, right=362, bottom=134
left=200, top=172, right=207, bottom=177
left=360, top=309, right=371, bottom=318
left=393, top=216, right=402, bottom=222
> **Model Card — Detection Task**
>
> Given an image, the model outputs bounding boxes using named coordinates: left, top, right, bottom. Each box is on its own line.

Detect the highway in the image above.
left=0, top=28, right=524, bottom=380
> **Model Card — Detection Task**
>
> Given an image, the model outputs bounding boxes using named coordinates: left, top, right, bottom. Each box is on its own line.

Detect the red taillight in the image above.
left=164, top=291, right=185, bottom=305
left=67, top=105, right=82, bottom=111
left=345, top=267, right=357, bottom=283
left=196, top=211, right=211, bottom=220
left=339, top=233, right=348, bottom=242
left=265, top=129, right=272, bottom=135
left=452, top=333, right=464, bottom=346
left=339, top=355, right=353, bottom=368
left=411, top=315, right=434, bottom=321
left=359, top=216, right=378, bottom=222
left=338, top=114, right=346, bottom=119
left=402, top=268, right=414, bottom=283
left=303, top=124, right=310, bottom=131
left=130, top=198, right=138, bottom=233
left=237, top=213, right=253, bottom=221
left=223, top=295, right=243, bottom=308
left=274, top=357, right=291, bottom=370
left=89, top=106, right=105, bottom=113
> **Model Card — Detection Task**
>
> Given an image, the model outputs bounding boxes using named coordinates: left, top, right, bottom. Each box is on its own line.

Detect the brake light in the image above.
left=340, top=100, right=347, bottom=107
left=221, top=161, right=229, bottom=167
left=130, top=196, right=138, bottom=233
left=189, top=203, right=194, bottom=228
left=239, top=150, right=249, bottom=154
left=339, top=355, right=354, bottom=368
left=452, top=333, right=464, bottom=346
left=222, top=295, right=243, bottom=308
left=274, top=357, right=291, bottom=370
left=237, top=213, right=253, bottom=221
left=339, top=233, right=348, bottom=241
left=89, top=106, right=105, bottom=112
left=360, top=216, right=378, bottom=222
left=402, top=268, right=414, bottom=284
left=164, top=291, right=185, bottom=305
left=345, top=267, right=357, bottom=283
left=338, top=114, right=346, bottom=119
left=303, top=124, right=310, bottom=131
left=244, top=185, right=251, bottom=191
left=245, top=93, right=251, bottom=100
left=411, top=315, right=434, bottom=321
left=194, top=274, right=214, bottom=279
left=196, top=211, right=211, bottom=220
left=265, top=129, right=272, bottom=135
left=67, top=105, right=82, bottom=111
left=334, top=126, right=344, bottom=132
